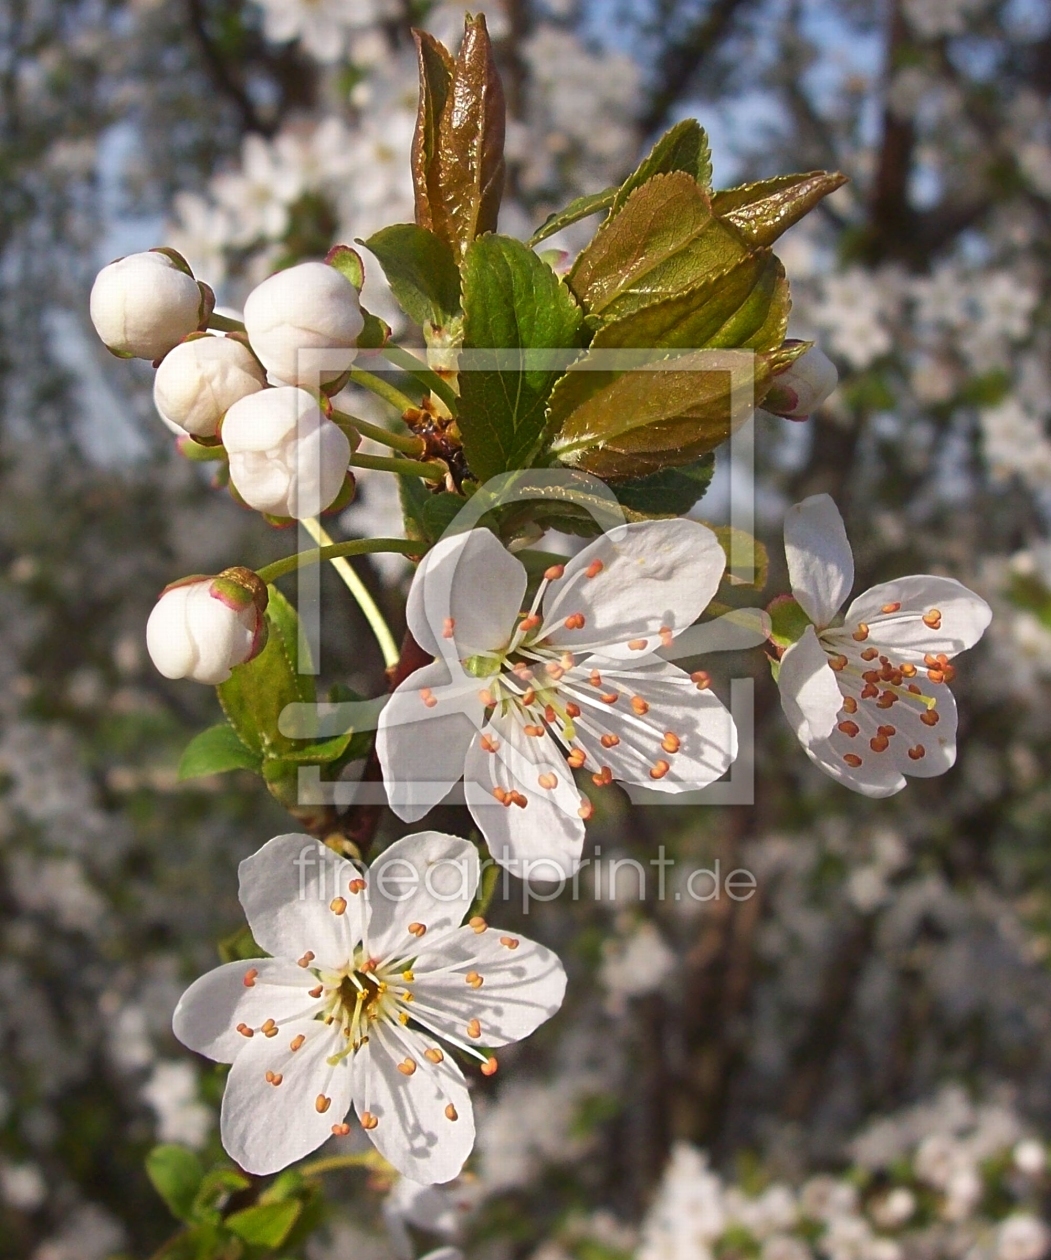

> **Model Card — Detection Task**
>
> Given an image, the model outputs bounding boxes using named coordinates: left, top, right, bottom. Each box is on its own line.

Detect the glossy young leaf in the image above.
left=177, top=723, right=261, bottom=781
left=411, top=30, right=454, bottom=233
left=569, top=172, right=748, bottom=322
left=459, top=234, right=584, bottom=481
left=612, top=118, right=713, bottom=214
left=712, top=170, right=847, bottom=247
left=528, top=187, right=617, bottom=247
left=145, top=1145, right=205, bottom=1224
left=364, top=224, right=461, bottom=328
left=225, top=1199, right=302, bottom=1248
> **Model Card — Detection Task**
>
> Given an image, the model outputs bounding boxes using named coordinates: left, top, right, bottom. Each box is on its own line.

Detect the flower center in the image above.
left=318, top=954, right=413, bottom=1061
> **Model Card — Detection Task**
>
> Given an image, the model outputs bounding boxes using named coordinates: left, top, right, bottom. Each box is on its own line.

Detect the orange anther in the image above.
left=465, top=971, right=484, bottom=989
left=927, top=669, right=945, bottom=683
left=923, top=609, right=942, bottom=629
left=408, top=922, right=426, bottom=937
left=861, top=647, right=878, bottom=661
left=466, top=1019, right=481, bottom=1038
left=544, top=564, right=565, bottom=581
left=442, top=617, right=455, bottom=639
left=445, top=1104, right=459, bottom=1121
left=243, top=968, right=258, bottom=987
left=538, top=772, right=558, bottom=789
left=843, top=753, right=863, bottom=768
left=843, top=696, right=858, bottom=713
left=309, top=984, right=323, bottom=998
left=901, top=662, right=917, bottom=677
left=237, top=1023, right=254, bottom=1037
left=316, top=1095, right=332, bottom=1114
left=592, top=766, right=613, bottom=787
left=564, top=613, right=586, bottom=630
left=510, top=791, right=528, bottom=808
left=290, top=1034, right=305, bottom=1052
left=829, top=655, right=848, bottom=671
left=330, top=896, right=347, bottom=915
left=480, top=734, right=500, bottom=753
left=468, top=916, right=487, bottom=932
left=600, top=733, right=620, bottom=748
left=881, top=602, right=901, bottom=614
left=877, top=724, right=896, bottom=737
left=361, top=1111, right=378, bottom=1130
left=331, top=1123, right=351, bottom=1136
left=600, top=691, right=619, bottom=704
left=398, top=1058, right=417, bottom=1075
left=628, top=638, right=648, bottom=651
left=661, top=732, right=681, bottom=754
left=566, top=702, right=582, bottom=718
left=524, top=723, right=545, bottom=737
left=424, top=1048, right=444, bottom=1064
left=838, top=721, right=859, bottom=737
left=852, top=623, right=870, bottom=641
left=420, top=688, right=437, bottom=709
left=921, top=709, right=940, bottom=726
left=631, top=695, right=650, bottom=715
left=586, top=559, right=604, bottom=579
left=908, top=744, right=926, bottom=760
left=577, top=795, right=594, bottom=820
left=481, top=1056, right=499, bottom=1076
left=521, top=687, right=537, bottom=706
left=348, top=878, right=366, bottom=894
left=297, top=952, right=315, bottom=968
left=650, top=759, right=671, bottom=780
left=691, top=670, right=711, bottom=689
left=567, top=748, right=586, bottom=769
left=870, top=734, right=889, bottom=752
left=659, top=625, right=674, bottom=647
left=261, top=1019, right=277, bottom=1037
left=500, top=936, right=520, bottom=949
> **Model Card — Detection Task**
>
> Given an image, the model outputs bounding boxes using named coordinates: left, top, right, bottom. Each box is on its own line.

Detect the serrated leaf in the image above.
left=225, top=1199, right=302, bottom=1248
left=146, top=1145, right=205, bottom=1224
left=276, top=731, right=355, bottom=764
left=590, top=251, right=771, bottom=351
left=527, top=187, right=617, bottom=247
left=416, top=15, right=506, bottom=260
left=459, top=234, right=584, bottom=481
left=611, top=456, right=715, bottom=516
left=612, top=119, right=713, bottom=214
left=548, top=347, right=775, bottom=479
left=177, top=724, right=261, bottom=781
left=411, top=30, right=455, bottom=233
left=712, top=170, right=847, bottom=247
left=364, top=224, right=461, bottom=328
left=707, top=254, right=789, bottom=352
left=569, top=172, right=747, bottom=322
left=217, top=585, right=313, bottom=760
left=422, top=490, right=467, bottom=541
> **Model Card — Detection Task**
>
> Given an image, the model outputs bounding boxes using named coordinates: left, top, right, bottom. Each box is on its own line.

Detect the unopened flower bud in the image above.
left=90, top=250, right=205, bottom=361
left=764, top=345, right=838, bottom=420
left=222, top=386, right=351, bottom=519
left=146, top=568, right=268, bottom=685
left=243, top=261, right=364, bottom=386
left=154, top=335, right=266, bottom=438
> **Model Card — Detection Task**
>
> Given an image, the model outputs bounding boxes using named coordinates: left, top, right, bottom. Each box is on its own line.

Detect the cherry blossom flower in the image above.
left=172, top=831, right=566, bottom=1182
left=376, top=522, right=738, bottom=877
left=776, top=494, right=991, bottom=797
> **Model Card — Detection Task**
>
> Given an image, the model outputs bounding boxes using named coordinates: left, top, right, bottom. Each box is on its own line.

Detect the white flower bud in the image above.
left=153, top=335, right=266, bottom=438
left=764, top=345, right=839, bottom=419
left=90, top=250, right=204, bottom=361
left=146, top=569, right=267, bottom=686
left=222, top=386, right=351, bottom=519
left=243, top=261, right=363, bottom=386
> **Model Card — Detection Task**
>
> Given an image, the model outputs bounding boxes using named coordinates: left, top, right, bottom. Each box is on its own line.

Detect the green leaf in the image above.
left=324, top=244, right=365, bottom=290
left=527, top=187, right=617, bottom=247
left=225, top=1199, right=302, bottom=1248
left=767, top=595, right=811, bottom=648
left=276, top=731, right=355, bottom=764
left=612, top=119, right=713, bottom=214
left=146, top=1145, right=205, bottom=1224
left=706, top=254, right=789, bottom=352
left=364, top=224, right=461, bottom=328
left=191, top=1166, right=252, bottom=1222
left=399, top=474, right=430, bottom=545
left=611, top=456, right=715, bottom=516
left=177, top=724, right=261, bottom=781
left=356, top=308, right=390, bottom=350
left=569, top=172, right=747, bottom=323
left=590, top=251, right=772, bottom=351
left=217, top=924, right=268, bottom=964
left=217, top=585, right=313, bottom=760
left=458, top=234, right=584, bottom=481
left=422, top=490, right=468, bottom=541
left=413, top=16, right=506, bottom=259
left=709, top=526, right=769, bottom=590
left=712, top=170, right=847, bottom=247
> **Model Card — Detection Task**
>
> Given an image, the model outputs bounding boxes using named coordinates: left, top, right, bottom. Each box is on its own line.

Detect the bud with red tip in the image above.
left=764, top=344, right=838, bottom=420
left=146, top=568, right=268, bottom=685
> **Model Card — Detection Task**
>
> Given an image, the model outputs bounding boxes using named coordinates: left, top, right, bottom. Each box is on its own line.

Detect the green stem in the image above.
left=381, top=345, right=459, bottom=414
left=257, top=538, right=420, bottom=585
left=330, top=409, right=425, bottom=456
left=299, top=1151, right=391, bottom=1178
left=207, top=312, right=246, bottom=333
left=349, top=367, right=418, bottom=416
left=350, top=452, right=445, bottom=481
left=301, top=518, right=399, bottom=668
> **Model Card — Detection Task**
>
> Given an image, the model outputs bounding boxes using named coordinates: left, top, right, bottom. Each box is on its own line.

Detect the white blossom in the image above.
left=776, top=494, right=991, bottom=796
left=764, top=346, right=839, bottom=420
left=146, top=570, right=268, bottom=686
left=153, top=334, right=266, bottom=439
left=89, top=250, right=204, bottom=361
left=377, top=522, right=738, bottom=877
left=997, top=1216, right=1051, bottom=1260
left=141, top=1061, right=212, bottom=1149
left=243, top=260, right=363, bottom=387
left=173, top=831, right=566, bottom=1181
left=222, top=386, right=352, bottom=520
left=637, top=1144, right=726, bottom=1260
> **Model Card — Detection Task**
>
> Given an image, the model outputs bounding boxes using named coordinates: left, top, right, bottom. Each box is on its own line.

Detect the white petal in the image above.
left=801, top=737, right=907, bottom=798
left=355, top=1024, right=474, bottom=1184
left=842, top=576, right=992, bottom=661
left=412, top=927, right=567, bottom=1047
left=784, top=494, right=854, bottom=627
left=376, top=659, right=484, bottom=823
left=663, top=607, right=771, bottom=658
left=463, top=714, right=585, bottom=878
left=406, top=530, right=526, bottom=659
left=220, top=1014, right=353, bottom=1175
left=146, top=585, right=196, bottom=679
left=173, top=958, right=324, bottom=1063
left=238, top=832, right=368, bottom=970
left=563, top=659, right=737, bottom=792
left=540, top=520, right=725, bottom=658
left=777, top=626, right=842, bottom=744
left=367, top=832, right=480, bottom=965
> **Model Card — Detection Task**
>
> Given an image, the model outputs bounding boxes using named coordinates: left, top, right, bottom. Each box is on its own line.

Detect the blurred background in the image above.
left=4, top=0, right=1051, bottom=1256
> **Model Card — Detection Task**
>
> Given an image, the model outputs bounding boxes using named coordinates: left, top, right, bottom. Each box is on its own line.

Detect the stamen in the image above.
left=309, top=984, right=324, bottom=998
left=878, top=724, right=896, bottom=737
left=650, top=759, right=670, bottom=780
left=600, top=691, right=619, bottom=704
left=236, top=1023, right=254, bottom=1037
left=544, top=564, right=565, bottom=581
left=869, top=734, right=889, bottom=752
left=922, top=609, right=942, bottom=629
left=852, top=623, right=870, bottom=641
left=860, top=647, right=878, bottom=661
left=469, top=916, right=487, bottom=933
left=566, top=702, right=582, bottom=718
left=445, top=1104, right=459, bottom=1121
left=480, top=734, right=500, bottom=753
left=361, top=1111, right=378, bottom=1129
left=538, top=772, right=558, bottom=789
left=442, top=617, right=455, bottom=639
left=465, top=971, right=484, bottom=989
left=567, top=748, right=586, bottom=768
left=843, top=753, right=863, bottom=767
left=628, top=639, right=648, bottom=651
left=408, top=922, right=427, bottom=938
left=837, top=721, right=859, bottom=737
left=261, top=1018, right=278, bottom=1037
left=659, top=625, right=674, bottom=647
left=600, top=733, right=620, bottom=748
left=402, top=969, right=415, bottom=981
left=564, top=613, right=586, bottom=630
left=510, top=790, right=528, bottom=808
left=829, top=656, right=848, bottom=671
left=578, top=795, right=594, bottom=820
left=330, top=896, right=347, bottom=915
left=482, top=1056, right=499, bottom=1076
left=631, top=696, right=650, bottom=715
left=479, top=688, right=495, bottom=707
left=921, top=709, right=940, bottom=727
left=466, top=1019, right=481, bottom=1038
left=243, top=968, right=258, bottom=987
left=691, top=670, right=712, bottom=689
left=424, top=1048, right=444, bottom=1064
left=315, top=1095, right=332, bottom=1114
left=265, top=1071, right=283, bottom=1086
left=592, top=766, right=613, bottom=786
left=331, top=1123, right=351, bottom=1136
left=290, top=1034, right=305, bottom=1052
left=544, top=704, right=557, bottom=722
left=500, top=936, right=520, bottom=949
left=524, top=723, right=545, bottom=736
left=843, top=696, right=858, bottom=713
left=908, top=744, right=926, bottom=760
left=586, top=559, right=604, bottom=578
left=298, top=952, right=315, bottom=968
left=398, top=1058, right=417, bottom=1076
left=901, top=662, right=917, bottom=677
left=348, top=878, right=366, bottom=894
left=661, top=732, right=681, bottom=754
left=881, top=602, right=901, bottom=614
left=589, top=670, right=602, bottom=687
left=420, top=687, right=437, bottom=709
